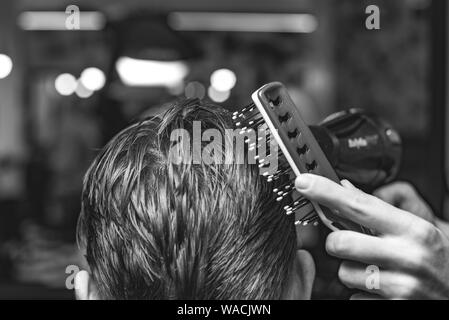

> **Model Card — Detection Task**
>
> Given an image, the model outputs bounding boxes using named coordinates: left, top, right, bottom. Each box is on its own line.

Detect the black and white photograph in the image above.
left=0, top=0, right=448, bottom=306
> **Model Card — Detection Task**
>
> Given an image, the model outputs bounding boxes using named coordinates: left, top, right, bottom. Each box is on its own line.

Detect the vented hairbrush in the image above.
left=233, top=82, right=401, bottom=233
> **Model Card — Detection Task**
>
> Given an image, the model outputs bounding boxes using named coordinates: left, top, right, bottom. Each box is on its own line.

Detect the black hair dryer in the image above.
left=309, top=109, right=402, bottom=192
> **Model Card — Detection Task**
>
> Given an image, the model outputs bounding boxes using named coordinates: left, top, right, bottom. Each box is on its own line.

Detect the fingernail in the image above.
left=295, top=174, right=313, bottom=191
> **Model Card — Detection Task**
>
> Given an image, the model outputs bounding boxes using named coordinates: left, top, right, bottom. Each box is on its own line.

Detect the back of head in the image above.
left=78, top=98, right=296, bottom=299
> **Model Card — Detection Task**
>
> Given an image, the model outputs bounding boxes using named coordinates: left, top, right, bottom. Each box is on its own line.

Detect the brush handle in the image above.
left=252, top=82, right=369, bottom=234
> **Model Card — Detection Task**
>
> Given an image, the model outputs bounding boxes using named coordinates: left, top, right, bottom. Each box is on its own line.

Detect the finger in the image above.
left=338, top=261, right=418, bottom=299
left=340, top=179, right=358, bottom=191
left=373, top=182, right=434, bottom=222
left=295, top=174, right=419, bottom=235
left=326, top=231, right=408, bottom=268
left=350, top=293, right=384, bottom=300
left=373, top=182, right=416, bottom=206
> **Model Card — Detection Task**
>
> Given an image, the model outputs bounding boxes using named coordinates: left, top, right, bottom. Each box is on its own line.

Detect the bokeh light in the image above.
left=210, top=68, right=236, bottom=92
left=185, top=81, right=206, bottom=99
left=75, top=81, right=94, bottom=98
left=208, top=86, right=230, bottom=103
left=116, top=57, right=189, bottom=87
left=54, top=73, right=77, bottom=96
left=80, top=67, right=106, bottom=91
left=0, top=54, right=13, bottom=79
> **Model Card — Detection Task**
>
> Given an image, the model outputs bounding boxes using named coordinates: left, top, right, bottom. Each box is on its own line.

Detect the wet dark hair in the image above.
left=77, top=99, right=296, bottom=299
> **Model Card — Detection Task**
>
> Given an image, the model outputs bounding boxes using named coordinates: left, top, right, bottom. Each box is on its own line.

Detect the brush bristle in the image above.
left=232, top=102, right=318, bottom=227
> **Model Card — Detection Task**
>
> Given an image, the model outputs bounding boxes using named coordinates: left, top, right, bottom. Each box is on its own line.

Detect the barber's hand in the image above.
left=295, top=174, right=449, bottom=299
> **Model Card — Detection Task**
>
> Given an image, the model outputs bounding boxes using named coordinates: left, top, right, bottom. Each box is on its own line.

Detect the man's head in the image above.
left=76, top=99, right=315, bottom=299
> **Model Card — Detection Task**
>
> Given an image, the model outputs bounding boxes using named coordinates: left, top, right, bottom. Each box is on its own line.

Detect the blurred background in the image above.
left=0, top=0, right=447, bottom=299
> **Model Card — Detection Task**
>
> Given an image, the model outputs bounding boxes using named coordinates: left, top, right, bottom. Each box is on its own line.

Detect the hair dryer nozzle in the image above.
left=310, top=109, right=402, bottom=192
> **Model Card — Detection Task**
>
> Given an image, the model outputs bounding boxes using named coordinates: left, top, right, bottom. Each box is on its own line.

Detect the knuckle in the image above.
left=410, top=220, right=438, bottom=244
left=414, top=248, right=430, bottom=267
left=403, top=248, right=430, bottom=273
left=348, top=193, right=371, bottom=212
left=424, top=225, right=440, bottom=244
